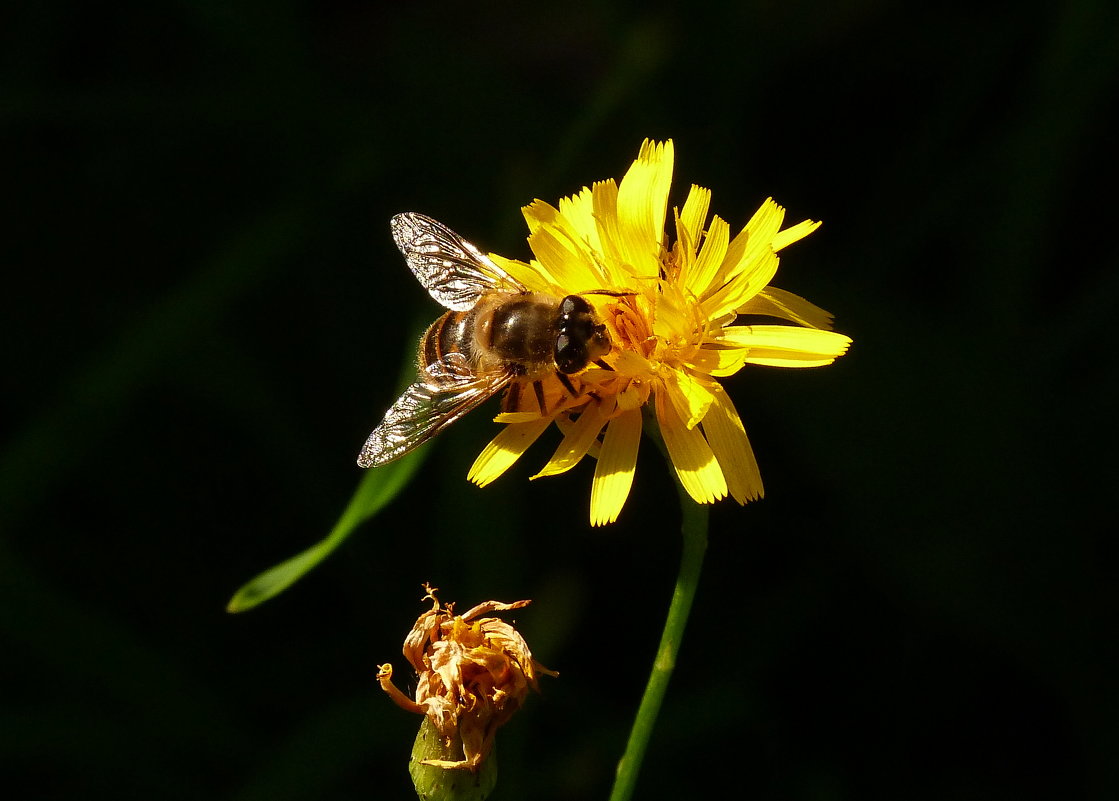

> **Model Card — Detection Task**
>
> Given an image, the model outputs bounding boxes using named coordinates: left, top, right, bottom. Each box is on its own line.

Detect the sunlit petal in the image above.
left=487, top=252, right=556, bottom=294
left=467, top=417, right=554, bottom=487
left=684, top=214, right=729, bottom=297
left=739, top=286, right=835, bottom=330
left=532, top=398, right=615, bottom=479
left=590, top=179, right=626, bottom=284
left=689, top=344, right=750, bottom=377
left=721, top=325, right=852, bottom=366
left=700, top=249, right=779, bottom=319
left=616, top=139, right=674, bottom=279
left=741, top=199, right=785, bottom=262
left=521, top=198, right=559, bottom=233
left=664, top=367, right=715, bottom=430
left=529, top=224, right=605, bottom=290
left=772, top=218, right=820, bottom=252
left=701, top=390, right=763, bottom=504
left=656, top=390, right=727, bottom=504
left=590, top=408, right=642, bottom=526
left=678, top=184, right=711, bottom=249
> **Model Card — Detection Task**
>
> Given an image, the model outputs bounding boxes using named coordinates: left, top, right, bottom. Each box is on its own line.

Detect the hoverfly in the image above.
left=357, top=213, right=614, bottom=468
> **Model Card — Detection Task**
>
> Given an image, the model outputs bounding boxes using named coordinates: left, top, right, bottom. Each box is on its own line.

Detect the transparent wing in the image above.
left=357, top=354, right=515, bottom=468
left=391, top=212, right=525, bottom=311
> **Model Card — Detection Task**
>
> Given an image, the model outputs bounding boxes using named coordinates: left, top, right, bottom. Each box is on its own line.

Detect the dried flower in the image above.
left=378, top=585, right=555, bottom=771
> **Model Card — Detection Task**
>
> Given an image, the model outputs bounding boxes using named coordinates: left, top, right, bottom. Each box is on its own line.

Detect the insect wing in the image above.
left=391, top=212, right=524, bottom=311
left=357, top=356, right=514, bottom=468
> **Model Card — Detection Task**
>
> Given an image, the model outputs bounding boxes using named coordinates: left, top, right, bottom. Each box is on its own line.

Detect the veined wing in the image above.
left=357, top=354, right=515, bottom=468
left=391, top=212, right=525, bottom=311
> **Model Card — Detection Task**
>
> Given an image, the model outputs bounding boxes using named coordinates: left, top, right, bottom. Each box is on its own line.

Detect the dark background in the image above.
left=3, top=2, right=1117, bottom=799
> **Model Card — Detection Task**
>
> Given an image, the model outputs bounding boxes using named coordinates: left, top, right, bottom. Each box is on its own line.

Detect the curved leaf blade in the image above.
left=226, top=444, right=428, bottom=613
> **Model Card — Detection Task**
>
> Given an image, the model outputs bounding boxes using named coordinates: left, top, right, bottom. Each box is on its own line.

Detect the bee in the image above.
left=357, top=213, right=614, bottom=468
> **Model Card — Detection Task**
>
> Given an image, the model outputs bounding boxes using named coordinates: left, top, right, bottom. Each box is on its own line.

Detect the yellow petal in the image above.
left=701, top=390, right=763, bottom=504
left=703, top=209, right=819, bottom=307
left=467, top=417, right=554, bottom=487
left=558, top=186, right=599, bottom=249
left=741, top=198, right=785, bottom=263
left=684, top=214, right=730, bottom=297
left=700, top=249, right=779, bottom=319
left=591, top=178, right=627, bottom=284
left=494, top=411, right=544, bottom=424
left=699, top=198, right=787, bottom=306
left=521, top=198, right=559, bottom=233
left=533, top=193, right=610, bottom=288
left=615, top=379, right=651, bottom=411
left=772, top=218, right=820, bottom=252
left=528, top=224, right=604, bottom=290
left=714, top=225, right=749, bottom=293
left=531, top=398, right=615, bottom=479
left=672, top=185, right=709, bottom=282
left=743, top=354, right=846, bottom=368
left=689, top=344, right=750, bottom=377
left=677, top=184, right=711, bottom=250
left=616, top=139, right=674, bottom=279
left=739, top=287, right=835, bottom=330
left=721, top=325, right=852, bottom=366
left=553, top=411, right=600, bottom=460
left=589, top=408, right=642, bottom=526
left=655, top=390, right=727, bottom=504
left=664, top=367, right=715, bottom=430
left=707, top=198, right=782, bottom=290
left=488, top=252, right=556, bottom=294
left=652, top=280, right=695, bottom=341
left=670, top=206, right=694, bottom=281
left=611, top=348, right=656, bottom=379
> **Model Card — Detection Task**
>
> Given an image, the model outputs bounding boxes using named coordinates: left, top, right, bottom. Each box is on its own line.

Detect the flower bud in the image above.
left=407, top=717, right=497, bottom=801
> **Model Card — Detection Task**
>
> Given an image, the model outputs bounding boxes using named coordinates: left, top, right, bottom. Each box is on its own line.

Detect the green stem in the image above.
left=608, top=472, right=709, bottom=801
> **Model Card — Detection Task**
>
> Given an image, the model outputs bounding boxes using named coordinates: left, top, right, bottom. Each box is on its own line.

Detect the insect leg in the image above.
left=502, top=381, right=522, bottom=413
left=532, top=380, right=547, bottom=415
left=555, top=370, right=577, bottom=398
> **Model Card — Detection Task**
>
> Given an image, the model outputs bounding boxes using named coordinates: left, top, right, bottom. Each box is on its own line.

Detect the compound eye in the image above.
left=559, top=296, right=580, bottom=318
left=554, top=333, right=588, bottom=374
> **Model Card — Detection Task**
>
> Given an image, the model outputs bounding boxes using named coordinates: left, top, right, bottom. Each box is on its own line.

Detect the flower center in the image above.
left=649, top=280, right=706, bottom=368
left=606, top=295, right=654, bottom=360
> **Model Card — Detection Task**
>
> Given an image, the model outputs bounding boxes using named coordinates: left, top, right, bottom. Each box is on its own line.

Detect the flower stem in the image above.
left=608, top=471, right=709, bottom=801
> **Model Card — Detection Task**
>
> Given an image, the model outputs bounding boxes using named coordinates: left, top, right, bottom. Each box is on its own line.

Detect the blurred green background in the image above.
left=3, top=2, right=1117, bottom=799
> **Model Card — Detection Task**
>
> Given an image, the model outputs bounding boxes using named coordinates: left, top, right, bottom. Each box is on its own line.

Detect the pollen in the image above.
left=606, top=296, right=654, bottom=358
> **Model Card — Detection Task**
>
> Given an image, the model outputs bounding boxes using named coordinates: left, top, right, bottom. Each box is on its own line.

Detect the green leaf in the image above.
left=226, top=444, right=428, bottom=613
left=227, top=317, right=430, bottom=614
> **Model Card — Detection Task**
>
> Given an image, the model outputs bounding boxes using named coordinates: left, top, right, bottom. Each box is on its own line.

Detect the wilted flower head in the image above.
left=378, top=585, right=555, bottom=771
left=467, top=139, right=852, bottom=524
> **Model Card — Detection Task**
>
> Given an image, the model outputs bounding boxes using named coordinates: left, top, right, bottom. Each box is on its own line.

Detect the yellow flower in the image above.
left=467, top=139, right=851, bottom=525
left=378, top=585, right=555, bottom=771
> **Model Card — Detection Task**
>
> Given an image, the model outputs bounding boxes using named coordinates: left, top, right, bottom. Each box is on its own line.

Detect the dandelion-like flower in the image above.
left=466, top=139, right=851, bottom=524
left=378, top=585, right=554, bottom=771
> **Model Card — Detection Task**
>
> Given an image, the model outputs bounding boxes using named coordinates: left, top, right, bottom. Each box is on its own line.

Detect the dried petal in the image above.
left=379, top=586, right=555, bottom=771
